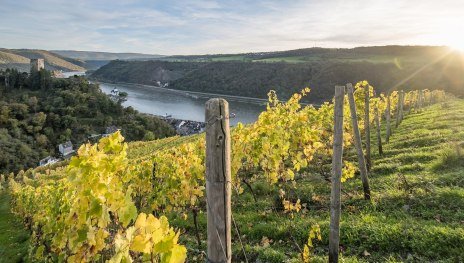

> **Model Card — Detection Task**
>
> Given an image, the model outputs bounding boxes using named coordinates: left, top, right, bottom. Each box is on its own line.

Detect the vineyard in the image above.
left=2, top=82, right=464, bottom=262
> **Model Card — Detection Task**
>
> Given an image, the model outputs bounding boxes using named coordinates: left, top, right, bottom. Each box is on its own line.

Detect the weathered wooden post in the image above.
left=385, top=93, right=391, bottom=143
left=346, top=83, right=371, bottom=200
left=425, top=90, right=430, bottom=106
left=418, top=90, right=423, bottom=109
left=400, top=90, right=405, bottom=122
left=364, top=84, right=372, bottom=171
left=375, top=106, right=383, bottom=155
left=329, top=85, right=344, bottom=263
left=396, top=90, right=404, bottom=127
left=205, top=98, right=232, bottom=263
left=408, top=92, right=414, bottom=115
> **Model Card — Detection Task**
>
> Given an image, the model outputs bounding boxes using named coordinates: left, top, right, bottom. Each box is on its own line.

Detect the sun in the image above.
left=449, top=44, right=464, bottom=53
left=444, top=35, right=464, bottom=52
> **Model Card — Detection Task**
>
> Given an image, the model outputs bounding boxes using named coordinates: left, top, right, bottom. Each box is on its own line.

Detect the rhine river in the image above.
left=98, top=82, right=266, bottom=125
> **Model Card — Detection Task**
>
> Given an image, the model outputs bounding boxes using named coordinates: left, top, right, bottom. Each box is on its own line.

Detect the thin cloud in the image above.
left=0, top=0, right=463, bottom=54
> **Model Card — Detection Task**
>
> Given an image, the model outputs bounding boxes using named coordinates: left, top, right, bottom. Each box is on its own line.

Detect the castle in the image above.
left=30, top=58, right=45, bottom=72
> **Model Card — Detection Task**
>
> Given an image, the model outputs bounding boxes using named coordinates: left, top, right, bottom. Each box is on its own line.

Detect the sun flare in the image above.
left=442, top=33, right=464, bottom=52
left=448, top=41, right=464, bottom=52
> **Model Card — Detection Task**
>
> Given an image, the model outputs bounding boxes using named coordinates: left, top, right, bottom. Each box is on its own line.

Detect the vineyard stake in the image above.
left=408, top=92, right=413, bottom=115
left=400, top=90, right=405, bottom=122
left=346, top=84, right=371, bottom=200
left=418, top=90, right=423, bottom=109
left=385, top=93, right=391, bottom=143
left=396, top=90, right=404, bottom=127
left=364, top=84, right=372, bottom=171
left=205, top=98, right=232, bottom=263
left=329, top=85, right=345, bottom=263
left=375, top=106, right=383, bottom=155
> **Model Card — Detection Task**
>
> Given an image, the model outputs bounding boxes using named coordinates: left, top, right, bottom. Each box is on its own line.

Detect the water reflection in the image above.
left=98, top=83, right=266, bottom=125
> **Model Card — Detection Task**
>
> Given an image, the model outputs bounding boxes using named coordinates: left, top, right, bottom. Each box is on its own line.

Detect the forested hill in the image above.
left=91, top=46, right=464, bottom=103
left=0, top=69, right=175, bottom=174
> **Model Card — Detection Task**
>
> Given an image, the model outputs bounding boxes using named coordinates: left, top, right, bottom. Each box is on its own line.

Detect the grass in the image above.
left=0, top=191, right=29, bottom=263
left=170, top=99, right=464, bottom=262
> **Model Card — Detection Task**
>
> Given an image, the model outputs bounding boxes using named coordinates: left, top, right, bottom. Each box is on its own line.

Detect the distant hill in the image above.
left=0, top=48, right=86, bottom=72
left=91, top=60, right=202, bottom=83
left=51, top=50, right=164, bottom=61
left=159, top=45, right=450, bottom=63
left=91, top=46, right=464, bottom=103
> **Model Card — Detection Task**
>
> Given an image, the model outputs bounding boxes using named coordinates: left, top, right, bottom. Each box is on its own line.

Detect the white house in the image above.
left=38, top=156, right=59, bottom=167
left=111, top=88, right=120, bottom=96
left=58, top=141, right=74, bottom=157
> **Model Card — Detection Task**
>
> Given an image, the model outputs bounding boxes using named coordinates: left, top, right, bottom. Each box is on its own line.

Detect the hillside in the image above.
left=160, top=45, right=450, bottom=63
left=0, top=48, right=86, bottom=72
left=91, top=60, right=203, bottom=84
left=0, top=70, right=175, bottom=174
left=51, top=50, right=164, bottom=61
left=2, top=92, right=464, bottom=262
left=91, top=46, right=464, bottom=103
left=171, top=98, right=464, bottom=262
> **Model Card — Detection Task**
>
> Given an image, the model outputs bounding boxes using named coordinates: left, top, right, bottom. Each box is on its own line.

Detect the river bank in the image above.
left=141, top=113, right=206, bottom=136
left=94, top=80, right=269, bottom=104
left=97, top=81, right=266, bottom=125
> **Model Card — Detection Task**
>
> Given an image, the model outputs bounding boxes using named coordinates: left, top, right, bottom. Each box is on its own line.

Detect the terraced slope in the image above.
left=168, top=99, right=464, bottom=262
left=1, top=98, right=463, bottom=262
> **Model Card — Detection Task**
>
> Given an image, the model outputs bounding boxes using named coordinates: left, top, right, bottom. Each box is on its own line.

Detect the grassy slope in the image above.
left=0, top=192, right=29, bottom=263
left=1, top=99, right=463, bottom=262
left=0, top=49, right=86, bottom=72
left=0, top=51, right=29, bottom=64
left=169, top=99, right=464, bottom=262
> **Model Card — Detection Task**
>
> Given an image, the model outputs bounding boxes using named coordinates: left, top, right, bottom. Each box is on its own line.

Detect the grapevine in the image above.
left=6, top=80, right=449, bottom=261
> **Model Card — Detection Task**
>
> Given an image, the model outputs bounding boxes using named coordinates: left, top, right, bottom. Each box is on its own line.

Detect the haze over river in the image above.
left=99, top=82, right=266, bottom=125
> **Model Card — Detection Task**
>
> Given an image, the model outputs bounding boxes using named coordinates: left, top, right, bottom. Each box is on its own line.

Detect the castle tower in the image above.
left=30, top=58, right=45, bottom=72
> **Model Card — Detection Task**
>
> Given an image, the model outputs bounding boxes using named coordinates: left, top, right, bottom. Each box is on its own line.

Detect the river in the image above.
left=98, top=82, right=266, bottom=125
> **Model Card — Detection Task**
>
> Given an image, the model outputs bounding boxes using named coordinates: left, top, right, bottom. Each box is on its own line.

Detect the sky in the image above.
left=1, top=0, right=464, bottom=55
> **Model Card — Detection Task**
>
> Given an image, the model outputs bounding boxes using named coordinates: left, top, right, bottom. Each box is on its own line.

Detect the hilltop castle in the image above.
left=30, top=58, right=45, bottom=72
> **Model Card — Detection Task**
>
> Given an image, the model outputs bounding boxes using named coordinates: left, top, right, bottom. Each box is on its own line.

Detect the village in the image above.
left=38, top=125, right=122, bottom=167
left=23, top=58, right=206, bottom=168
left=38, top=119, right=206, bottom=167
left=161, top=116, right=206, bottom=136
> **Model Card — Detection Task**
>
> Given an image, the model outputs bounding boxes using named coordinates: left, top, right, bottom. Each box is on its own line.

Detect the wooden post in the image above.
left=375, top=106, right=383, bottom=155
left=408, top=92, right=414, bottom=115
left=329, top=85, right=344, bottom=263
left=205, top=98, right=232, bottom=263
left=425, top=90, right=432, bottom=106
left=364, top=84, right=371, bottom=171
left=385, top=93, right=391, bottom=143
left=400, top=90, right=405, bottom=122
left=431, top=90, right=436, bottom=104
left=418, top=90, right=423, bottom=109
left=346, top=84, right=371, bottom=200
left=396, top=90, right=404, bottom=127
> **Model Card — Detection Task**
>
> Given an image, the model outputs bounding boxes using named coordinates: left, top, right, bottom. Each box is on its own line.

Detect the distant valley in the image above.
left=91, top=46, right=464, bottom=103
left=2, top=46, right=464, bottom=104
